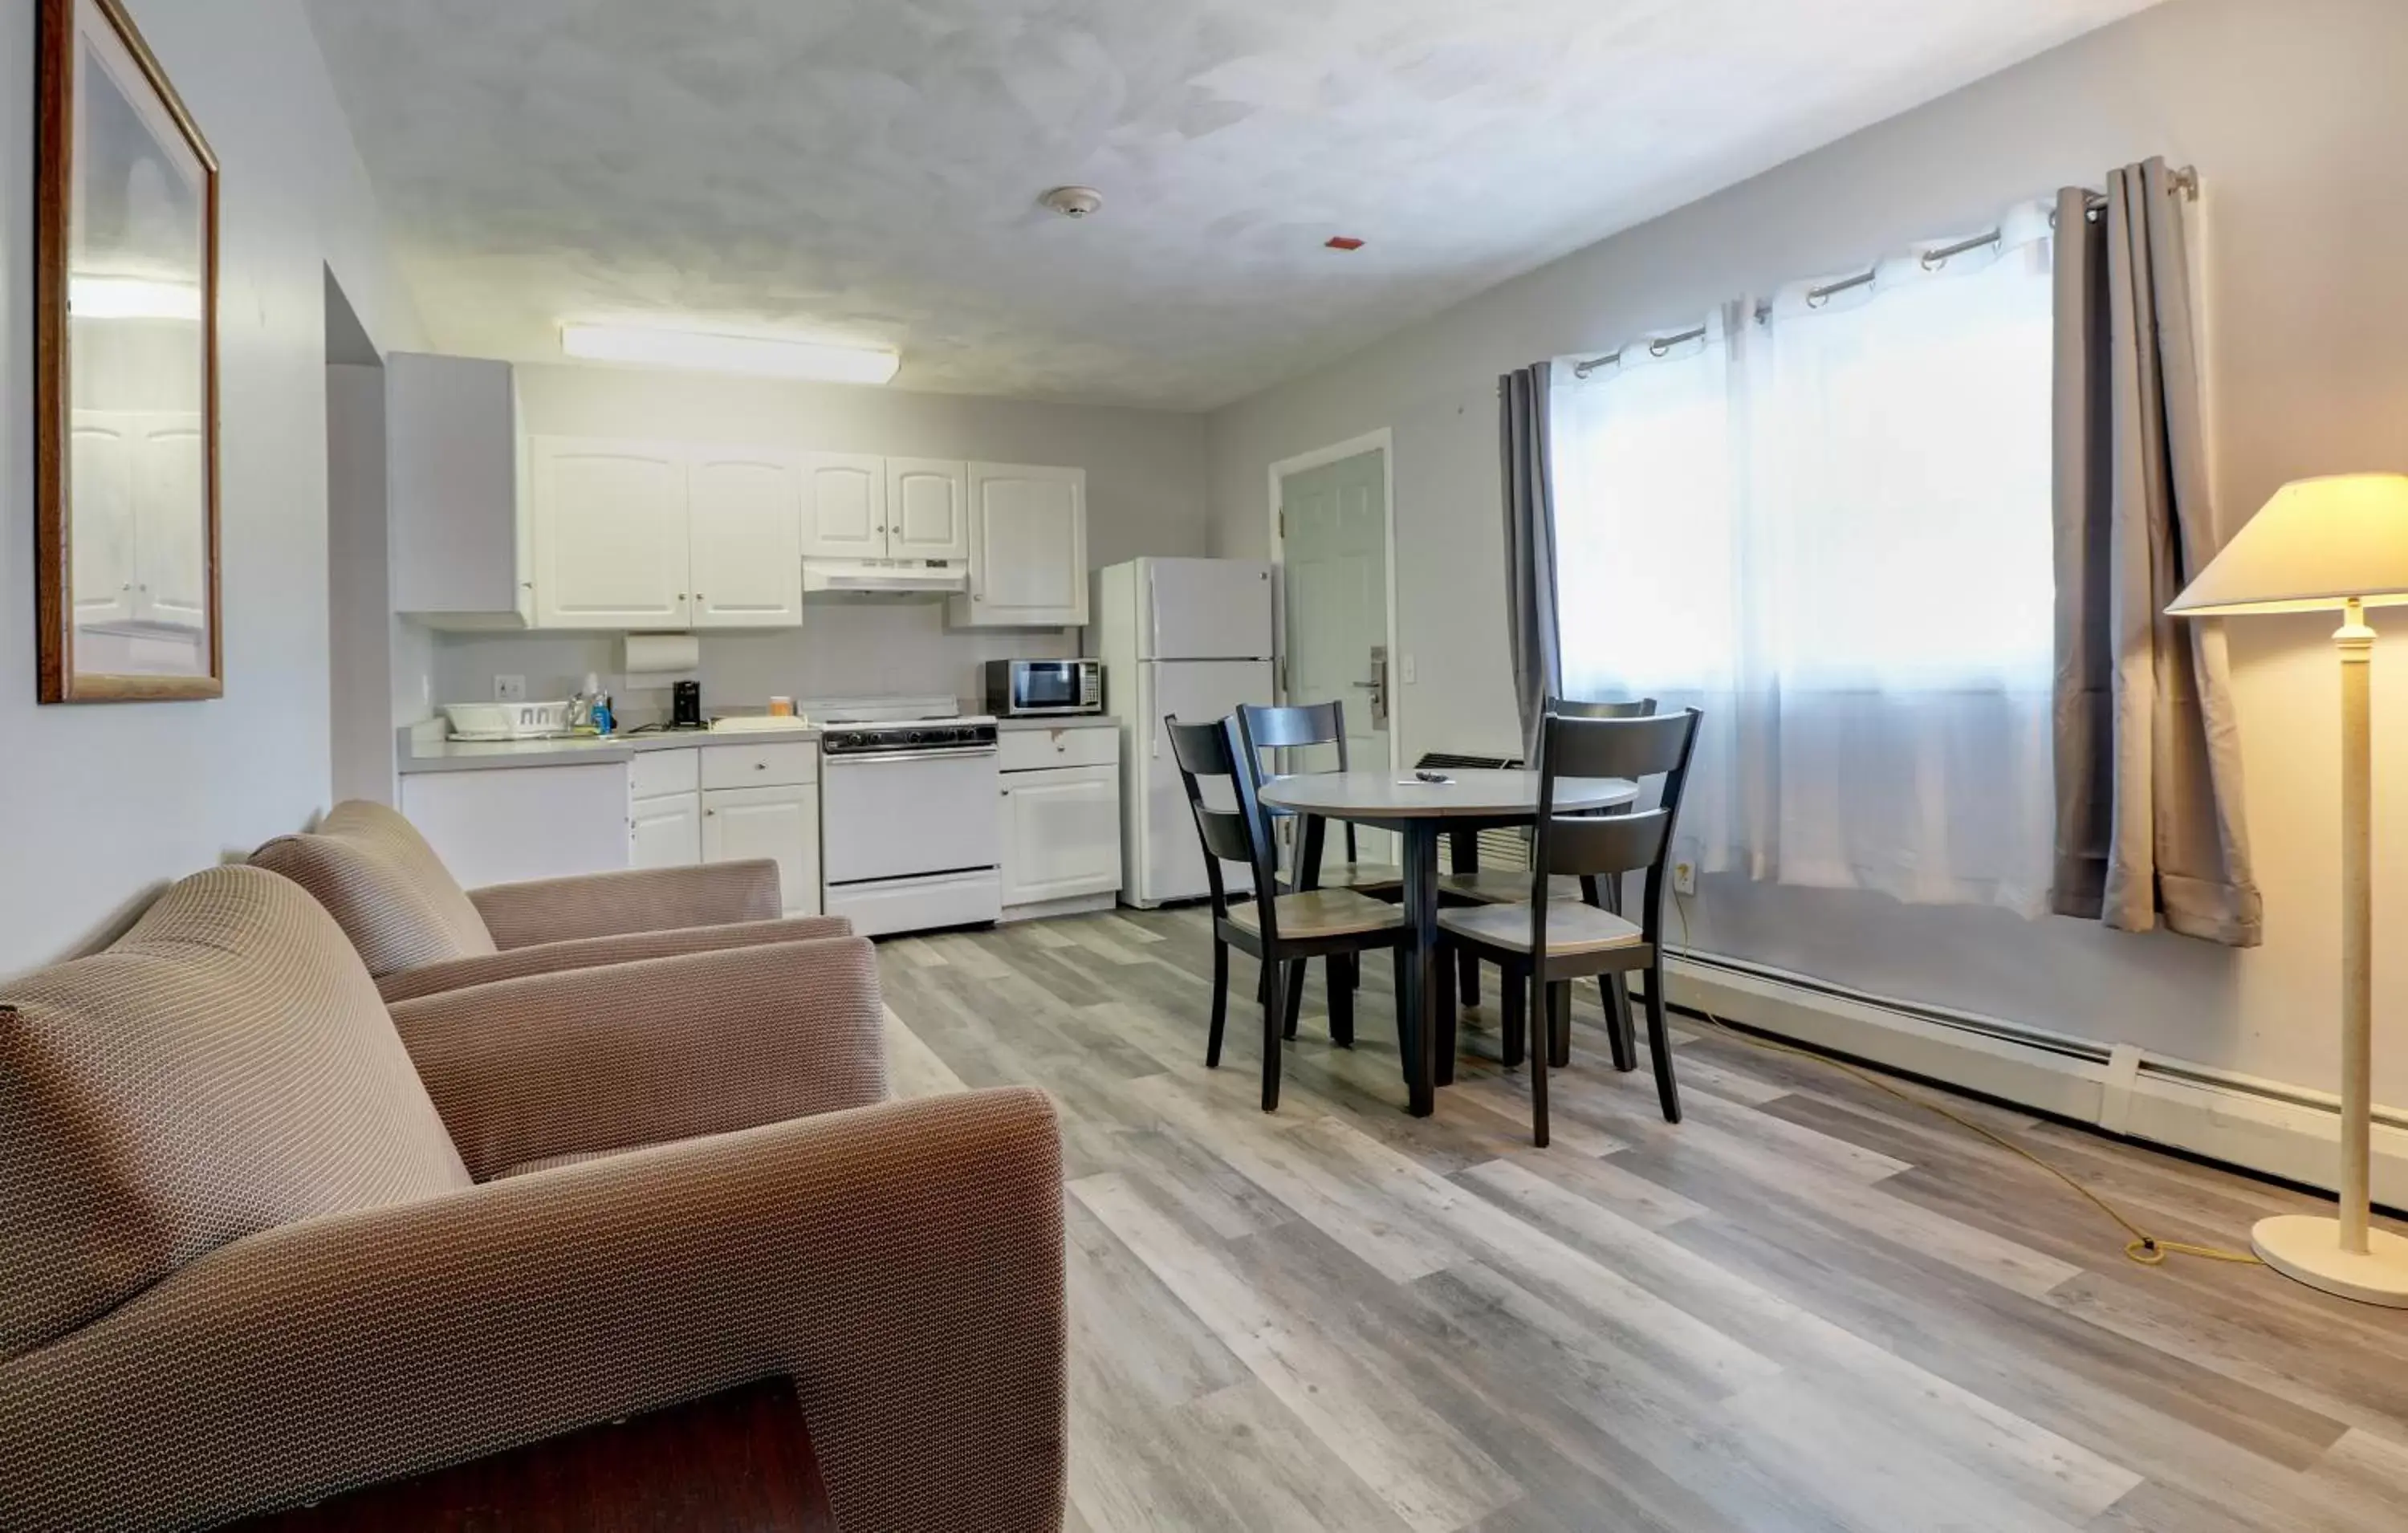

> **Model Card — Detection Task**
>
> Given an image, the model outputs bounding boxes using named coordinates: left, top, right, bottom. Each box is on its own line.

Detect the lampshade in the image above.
left=2169, top=474, right=2408, bottom=616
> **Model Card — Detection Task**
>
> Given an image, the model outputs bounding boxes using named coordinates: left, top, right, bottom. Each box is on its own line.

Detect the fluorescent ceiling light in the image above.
left=560, top=323, right=900, bottom=384
left=70, top=276, right=202, bottom=321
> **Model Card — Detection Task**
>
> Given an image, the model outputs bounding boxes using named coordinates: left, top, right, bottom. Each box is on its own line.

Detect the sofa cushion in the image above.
left=0, top=866, right=470, bottom=1360
left=251, top=800, right=498, bottom=975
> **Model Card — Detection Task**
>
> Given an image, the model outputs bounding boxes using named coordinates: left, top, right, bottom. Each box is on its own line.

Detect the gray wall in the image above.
left=1205, top=0, right=2408, bottom=1102
left=326, top=360, right=393, bottom=803
left=416, top=364, right=1214, bottom=717
left=0, top=0, right=423, bottom=973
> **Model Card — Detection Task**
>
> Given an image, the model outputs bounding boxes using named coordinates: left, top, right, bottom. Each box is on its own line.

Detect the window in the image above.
left=1552, top=205, right=2057, bottom=913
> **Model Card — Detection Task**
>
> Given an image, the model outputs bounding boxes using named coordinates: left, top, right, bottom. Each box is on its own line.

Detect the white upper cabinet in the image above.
left=950, top=462, right=1088, bottom=628
left=529, top=437, right=692, bottom=628
left=388, top=353, right=530, bottom=628
left=688, top=448, right=804, bottom=628
left=885, top=457, right=970, bottom=560
left=800, top=452, right=888, bottom=558
left=68, top=411, right=210, bottom=631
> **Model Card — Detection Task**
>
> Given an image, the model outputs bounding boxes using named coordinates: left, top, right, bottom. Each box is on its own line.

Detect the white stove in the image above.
left=803, top=697, right=1003, bottom=937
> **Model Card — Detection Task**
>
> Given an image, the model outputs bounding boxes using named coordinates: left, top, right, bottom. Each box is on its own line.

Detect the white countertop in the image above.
left=397, top=724, right=820, bottom=775
left=994, top=714, right=1119, bottom=732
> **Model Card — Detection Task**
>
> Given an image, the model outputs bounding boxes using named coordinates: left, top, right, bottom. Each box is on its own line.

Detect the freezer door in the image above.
left=1133, top=658, right=1275, bottom=905
left=1141, top=558, right=1274, bottom=661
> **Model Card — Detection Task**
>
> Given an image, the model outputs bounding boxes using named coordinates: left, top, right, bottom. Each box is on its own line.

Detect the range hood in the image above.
left=802, top=559, right=970, bottom=596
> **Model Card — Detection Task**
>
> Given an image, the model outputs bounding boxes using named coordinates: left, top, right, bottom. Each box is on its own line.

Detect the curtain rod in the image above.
left=1570, top=165, right=2199, bottom=377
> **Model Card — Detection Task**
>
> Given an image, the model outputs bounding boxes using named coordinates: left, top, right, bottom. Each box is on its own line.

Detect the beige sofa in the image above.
left=253, top=799, right=853, bottom=1002
left=0, top=865, right=1068, bottom=1531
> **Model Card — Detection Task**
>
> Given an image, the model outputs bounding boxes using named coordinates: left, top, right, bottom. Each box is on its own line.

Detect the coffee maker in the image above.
left=670, top=680, right=705, bottom=730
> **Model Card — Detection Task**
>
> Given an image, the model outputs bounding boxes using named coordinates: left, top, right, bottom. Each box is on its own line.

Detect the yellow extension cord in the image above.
left=1666, top=895, right=2260, bottom=1271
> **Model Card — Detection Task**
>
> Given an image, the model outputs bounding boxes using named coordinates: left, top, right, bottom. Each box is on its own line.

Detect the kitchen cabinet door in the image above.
left=999, top=764, right=1120, bottom=907
left=703, top=783, right=822, bottom=916
left=629, top=791, right=704, bottom=868
left=530, top=437, right=691, bottom=628
left=388, top=353, right=528, bottom=624
left=951, top=463, right=1087, bottom=628
left=689, top=448, right=803, bottom=628
left=799, top=452, right=888, bottom=558
left=67, top=414, right=139, bottom=626
left=885, top=457, right=969, bottom=560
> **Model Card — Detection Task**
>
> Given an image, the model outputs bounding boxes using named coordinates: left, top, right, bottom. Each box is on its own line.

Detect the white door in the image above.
left=136, top=416, right=210, bottom=629
left=885, top=458, right=969, bottom=560
left=630, top=792, right=703, bottom=868
left=68, top=414, right=138, bottom=624
left=704, top=784, right=823, bottom=916
left=961, top=463, right=1085, bottom=627
left=1279, top=449, right=1393, bottom=868
left=689, top=448, right=803, bottom=628
left=800, top=452, right=888, bottom=558
left=1141, top=557, right=1274, bottom=661
left=1139, top=658, right=1274, bottom=905
left=999, top=766, right=1121, bottom=906
left=531, top=437, right=690, bottom=628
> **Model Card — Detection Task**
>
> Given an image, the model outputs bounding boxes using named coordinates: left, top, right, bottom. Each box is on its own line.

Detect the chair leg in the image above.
left=1206, top=940, right=1230, bottom=1068
left=1644, top=956, right=1681, bottom=1122
left=1500, top=972, right=1526, bottom=1070
left=1261, top=961, right=1287, bottom=1112
left=1602, top=972, right=1634, bottom=1073
left=1282, top=960, right=1306, bottom=1040
left=1529, top=974, right=1550, bottom=1148
left=1548, top=981, right=1572, bottom=1070
left=1328, top=953, right=1355, bottom=1047
left=1434, top=942, right=1458, bottom=1088
left=1457, top=946, right=1479, bottom=1007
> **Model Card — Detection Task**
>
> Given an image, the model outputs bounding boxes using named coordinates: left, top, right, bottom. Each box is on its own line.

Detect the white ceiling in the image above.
left=303, top=0, right=2159, bottom=410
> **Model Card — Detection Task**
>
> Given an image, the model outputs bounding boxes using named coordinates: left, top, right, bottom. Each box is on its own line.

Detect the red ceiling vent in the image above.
left=1324, top=236, right=1365, bottom=251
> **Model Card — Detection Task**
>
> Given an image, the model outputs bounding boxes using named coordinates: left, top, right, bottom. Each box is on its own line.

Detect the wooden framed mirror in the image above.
left=36, top=0, right=221, bottom=703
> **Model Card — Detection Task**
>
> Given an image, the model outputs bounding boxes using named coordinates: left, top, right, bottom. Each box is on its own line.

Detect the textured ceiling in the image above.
left=304, top=0, right=2159, bottom=410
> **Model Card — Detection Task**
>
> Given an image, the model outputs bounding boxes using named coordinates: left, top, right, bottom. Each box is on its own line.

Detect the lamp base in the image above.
left=2251, top=1214, right=2408, bottom=1306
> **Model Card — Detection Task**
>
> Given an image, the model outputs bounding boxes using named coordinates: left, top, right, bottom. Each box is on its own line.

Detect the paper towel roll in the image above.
left=623, top=633, right=701, bottom=674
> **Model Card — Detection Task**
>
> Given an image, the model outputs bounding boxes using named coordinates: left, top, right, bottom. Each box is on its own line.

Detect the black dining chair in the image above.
left=1165, top=714, right=1410, bottom=1112
left=1440, top=697, right=1657, bottom=1064
left=1433, top=706, right=1702, bottom=1146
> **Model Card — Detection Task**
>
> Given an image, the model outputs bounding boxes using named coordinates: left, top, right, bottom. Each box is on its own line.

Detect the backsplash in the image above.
left=421, top=601, right=1080, bottom=725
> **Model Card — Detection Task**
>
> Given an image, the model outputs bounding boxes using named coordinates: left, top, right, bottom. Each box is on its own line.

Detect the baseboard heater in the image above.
left=1652, top=950, right=2408, bottom=1211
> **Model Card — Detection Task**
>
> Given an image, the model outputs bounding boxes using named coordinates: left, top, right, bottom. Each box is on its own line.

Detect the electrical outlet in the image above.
left=1673, top=860, right=1697, bottom=897
left=494, top=673, right=527, bottom=702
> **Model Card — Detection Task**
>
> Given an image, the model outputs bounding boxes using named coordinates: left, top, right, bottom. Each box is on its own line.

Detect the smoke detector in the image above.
left=1039, top=185, right=1104, bottom=219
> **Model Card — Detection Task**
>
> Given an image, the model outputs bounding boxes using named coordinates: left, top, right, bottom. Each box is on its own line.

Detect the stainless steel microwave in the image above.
left=986, top=657, right=1104, bottom=717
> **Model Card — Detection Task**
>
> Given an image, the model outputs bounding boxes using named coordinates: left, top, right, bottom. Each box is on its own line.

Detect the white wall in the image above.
left=326, top=360, right=392, bottom=803
left=0, top=0, right=422, bottom=970
left=1206, top=0, right=2408, bottom=1104
left=416, top=364, right=1211, bottom=717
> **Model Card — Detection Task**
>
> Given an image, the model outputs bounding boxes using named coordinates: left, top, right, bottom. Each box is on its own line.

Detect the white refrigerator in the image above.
left=1092, top=558, right=1276, bottom=907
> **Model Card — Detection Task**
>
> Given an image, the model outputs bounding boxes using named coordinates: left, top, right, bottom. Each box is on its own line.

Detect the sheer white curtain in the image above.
left=1553, top=203, right=2058, bottom=914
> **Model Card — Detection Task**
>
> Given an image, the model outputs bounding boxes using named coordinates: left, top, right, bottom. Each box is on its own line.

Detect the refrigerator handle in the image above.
left=1146, top=567, right=1161, bottom=661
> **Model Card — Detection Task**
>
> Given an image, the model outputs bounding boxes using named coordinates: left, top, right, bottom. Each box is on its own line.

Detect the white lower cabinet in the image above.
left=629, top=791, right=703, bottom=868
left=998, top=728, right=1121, bottom=916
left=703, top=784, right=821, bottom=917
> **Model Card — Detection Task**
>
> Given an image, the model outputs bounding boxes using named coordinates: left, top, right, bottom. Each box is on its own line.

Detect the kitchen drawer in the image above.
left=701, top=739, right=820, bottom=790
left=629, top=747, right=699, bottom=800
left=999, top=726, right=1118, bottom=774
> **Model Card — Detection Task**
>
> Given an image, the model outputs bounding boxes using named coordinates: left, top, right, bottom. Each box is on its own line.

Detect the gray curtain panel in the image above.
left=2049, top=160, right=2262, bottom=945
left=1499, top=363, right=1561, bottom=761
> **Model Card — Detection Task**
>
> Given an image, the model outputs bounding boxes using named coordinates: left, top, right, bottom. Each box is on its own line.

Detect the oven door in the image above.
left=1011, top=661, right=1086, bottom=715
left=821, top=749, right=1003, bottom=886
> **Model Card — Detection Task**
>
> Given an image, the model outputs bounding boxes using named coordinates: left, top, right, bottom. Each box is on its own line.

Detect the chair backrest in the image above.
left=1554, top=697, right=1658, bottom=721
left=1527, top=706, right=1703, bottom=945
left=251, top=801, right=498, bottom=976
left=1238, top=700, right=1357, bottom=860
left=1164, top=714, right=1282, bottom=936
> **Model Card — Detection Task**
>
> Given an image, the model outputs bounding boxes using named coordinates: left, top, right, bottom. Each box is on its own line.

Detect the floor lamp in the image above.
left=2169, top=472, right=2408, bottom=1306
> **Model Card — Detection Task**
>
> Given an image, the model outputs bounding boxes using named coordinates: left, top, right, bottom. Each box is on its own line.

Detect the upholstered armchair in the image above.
left=252, top=799, right=854, bottom=1002
left=0, top=866, right=1068, bottom=1532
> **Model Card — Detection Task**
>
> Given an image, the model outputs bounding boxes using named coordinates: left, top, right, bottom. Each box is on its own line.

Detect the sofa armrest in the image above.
left=388, top=937, right=888, bottom=1179
left=0, top=1088, right=1067, bottom=1533
left=468, top=860, right=789, bottom=949
left=374, top=913, right=853, bottom=1003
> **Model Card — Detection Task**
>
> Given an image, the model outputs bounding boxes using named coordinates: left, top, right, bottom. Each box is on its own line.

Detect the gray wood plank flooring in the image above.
left=877, top=907, right=2408, bottom=1532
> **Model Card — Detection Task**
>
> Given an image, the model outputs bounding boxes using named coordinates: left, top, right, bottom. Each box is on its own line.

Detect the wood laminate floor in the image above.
left=876, top=907, right=2408, bottom=1533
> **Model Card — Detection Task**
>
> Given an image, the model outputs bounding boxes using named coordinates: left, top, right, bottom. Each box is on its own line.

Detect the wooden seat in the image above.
left=1435, top=868, right=1582, bottom=905
left=1230, top=888, right=1405, bottom=939
left=1243, top=703, right=1402, bottom=898
left=1438, top=900, right=1640, bottom=954
left=1435, top=703, right=1702, bottom=1145
left=1320, top=859, right=1405, bottom=892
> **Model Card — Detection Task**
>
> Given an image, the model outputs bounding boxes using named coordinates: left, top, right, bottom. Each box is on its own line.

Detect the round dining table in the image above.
left=1259, top=768, right=1638, bottom=1116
